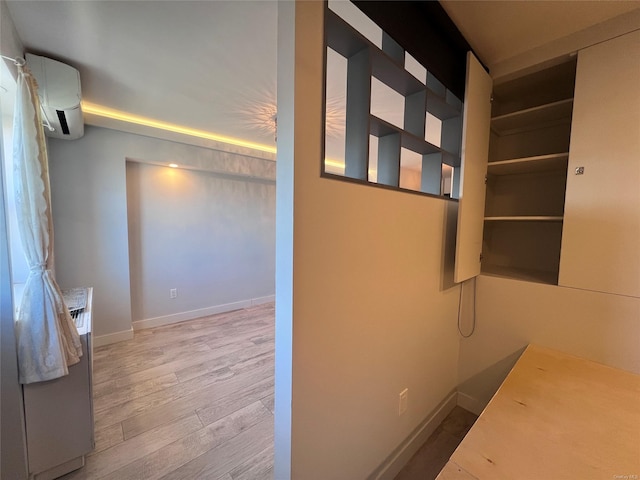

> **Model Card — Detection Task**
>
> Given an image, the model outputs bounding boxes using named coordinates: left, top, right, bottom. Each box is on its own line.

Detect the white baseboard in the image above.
left=251, top=294, right=275, bottom=306
left=456, top=391, right=486, bottom=416
left=93, top=328, right=134, bottom=347
left=367, top=390, right=458, bottom=480
left=132, top=295, right=274, bottom=331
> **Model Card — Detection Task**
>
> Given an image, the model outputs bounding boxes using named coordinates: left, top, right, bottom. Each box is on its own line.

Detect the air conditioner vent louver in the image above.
left=56, top=110, right=70, bottom=135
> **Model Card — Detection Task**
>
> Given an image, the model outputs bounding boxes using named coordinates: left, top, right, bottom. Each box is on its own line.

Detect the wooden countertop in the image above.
left=438, top=344, right=640, bottom=479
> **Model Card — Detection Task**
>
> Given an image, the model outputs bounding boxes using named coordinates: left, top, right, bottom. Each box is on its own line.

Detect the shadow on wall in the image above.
left=458, top=348, right=526, bottom=415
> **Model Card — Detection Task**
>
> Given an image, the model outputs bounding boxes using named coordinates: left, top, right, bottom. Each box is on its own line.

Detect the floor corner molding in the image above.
left=456, top=391, right=486, bottom=416
left=93, top=328, right=134, bottom=347
left=367, top=390, right=458, bottom=480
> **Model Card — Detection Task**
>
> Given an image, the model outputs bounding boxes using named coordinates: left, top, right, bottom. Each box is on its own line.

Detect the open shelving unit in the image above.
left=481, top=59, right=577, bottom=284
left=323, top=7, right=463, bottom=198
left=491, top=98, right=574, bottom=135
left=487, top=152, right=568, bottom=176
left=484, top=216, right=564, bottom=222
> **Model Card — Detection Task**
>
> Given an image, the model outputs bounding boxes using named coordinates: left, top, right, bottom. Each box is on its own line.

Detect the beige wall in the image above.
left=276, top=3, right=463, bottom=478
left=292, top=179, right=461, bottom=479
left=458, top=274, right=640, bottom=412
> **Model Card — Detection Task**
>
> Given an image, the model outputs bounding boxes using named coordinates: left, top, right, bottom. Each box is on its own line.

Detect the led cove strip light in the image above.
left=82, top=102, right=277, bottom=154
left=83, top=103, right=355, bottom=170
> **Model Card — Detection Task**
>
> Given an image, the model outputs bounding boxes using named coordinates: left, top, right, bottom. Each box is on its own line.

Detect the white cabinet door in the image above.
left=454, top=52, right=492, bottom=283
left=559, top=30, right=640, bottom=297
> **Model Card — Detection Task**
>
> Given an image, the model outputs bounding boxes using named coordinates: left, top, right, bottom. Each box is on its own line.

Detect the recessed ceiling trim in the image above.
left=83, top=102, right=277, bottom=161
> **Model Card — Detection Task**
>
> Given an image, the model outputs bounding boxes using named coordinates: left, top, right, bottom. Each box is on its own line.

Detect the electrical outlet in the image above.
left=399, top=388, right=408, bottom=416
left=170, top=288, right=177, bottom=299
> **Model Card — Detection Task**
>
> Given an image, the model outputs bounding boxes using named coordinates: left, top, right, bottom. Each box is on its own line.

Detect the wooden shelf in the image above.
left=370, top=115, right=441, bottom=155
left=442, top=151, right=461, bottom=168
left=326, top=10, right=423, bottom=97
left=484, top=216, right=563, bottom=222
left=325, top=5, right=463, bottom=198
left=487, top=153, right=568, bottom=176
left=326, top=9, right=462, bottom=116
left=478, top=60, right=576, bottom=286
left=491, top=98, right=573, bottom=135
left=481, top=264, right=559, bottom=285
left=426, top=89, right=462, bottom=120
left=372, top=46, right=425, bottom=97
left=325, top=8, right=369, bottom=58
left=491, top=59, right=577, bottom=117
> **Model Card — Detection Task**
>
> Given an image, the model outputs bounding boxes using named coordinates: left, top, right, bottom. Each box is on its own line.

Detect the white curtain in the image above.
left=13, top=63, right=82, bottom=384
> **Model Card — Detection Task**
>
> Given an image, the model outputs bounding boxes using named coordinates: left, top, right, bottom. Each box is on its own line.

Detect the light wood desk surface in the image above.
left=438, top=344, right=640, bottom=479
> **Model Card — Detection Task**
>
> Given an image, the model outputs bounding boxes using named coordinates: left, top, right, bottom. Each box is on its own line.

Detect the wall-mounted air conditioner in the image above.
left=26, top=53, right=84, bottom=140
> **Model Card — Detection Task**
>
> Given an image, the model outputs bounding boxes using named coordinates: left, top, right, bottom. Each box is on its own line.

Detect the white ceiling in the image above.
left=5, top=0, right=640, bottom=152
left=440, top=0, right=640, bottom=68
left=6, top=0, right=279, bottom=148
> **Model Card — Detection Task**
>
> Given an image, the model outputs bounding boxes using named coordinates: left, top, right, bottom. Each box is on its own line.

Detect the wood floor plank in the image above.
left=229, top=444, right=274, bottom=480
left=201, top=325, right=274, bottom=351
left=93, top=331, right=222, bottom=367
left=95, top=366, right=234, bottom=431
left=93, top=342, right=213, bottom=384
left=174, top=339, right=271, bottom=383
left=260, top=393, right=275, bottom=415
left=93, top=373, right=179, bottom=413
left=101, top=401, right=272, bottom=480
left=94, top=346, right=165, bottom=368
left=247, top=331, right=274, bottom=345
left=229, top=350, right=274, bottom=375
left=61, top=414, right=203, bottom=479
left=67, top=304, right=276, bottom=479
left=142, top=319, right=271, bottom=352
left=195, top=377, right=274, bottom=427
left=92, top=322, right=273, bottom=390
left=90, top=422, right=124, bottom=456
left=93, top=321, right=271, bottom=382
left=93, top=339, right=255, bottom=394
left=92, top=306, right=271, bottom=359
left=122, top=369, right=273, bottom=439
left=158, top=417, right=274, bottom=480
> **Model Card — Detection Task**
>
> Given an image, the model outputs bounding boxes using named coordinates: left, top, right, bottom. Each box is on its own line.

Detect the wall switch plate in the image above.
left=399, top=388, right=408, bottom=416
left=170, top=288, right=177, bottom=299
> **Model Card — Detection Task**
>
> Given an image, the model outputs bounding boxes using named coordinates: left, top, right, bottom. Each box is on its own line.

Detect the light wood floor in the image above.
left=61, top=303, right=275, bottom=480
left=62, top=302, right=473, bottom=480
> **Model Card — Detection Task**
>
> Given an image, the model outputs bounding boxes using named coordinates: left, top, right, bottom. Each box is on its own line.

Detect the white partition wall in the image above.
left=276, top=3, right=462, bottom=478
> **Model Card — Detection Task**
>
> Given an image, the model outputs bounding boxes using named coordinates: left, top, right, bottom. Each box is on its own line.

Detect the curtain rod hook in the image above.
left=0, top=55, right=26, bottom=67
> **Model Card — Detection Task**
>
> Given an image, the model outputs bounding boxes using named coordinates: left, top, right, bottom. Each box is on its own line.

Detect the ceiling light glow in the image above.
left=168, top=163, right=179, bottom=168
left=82, top=102, right=277, bottom=154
